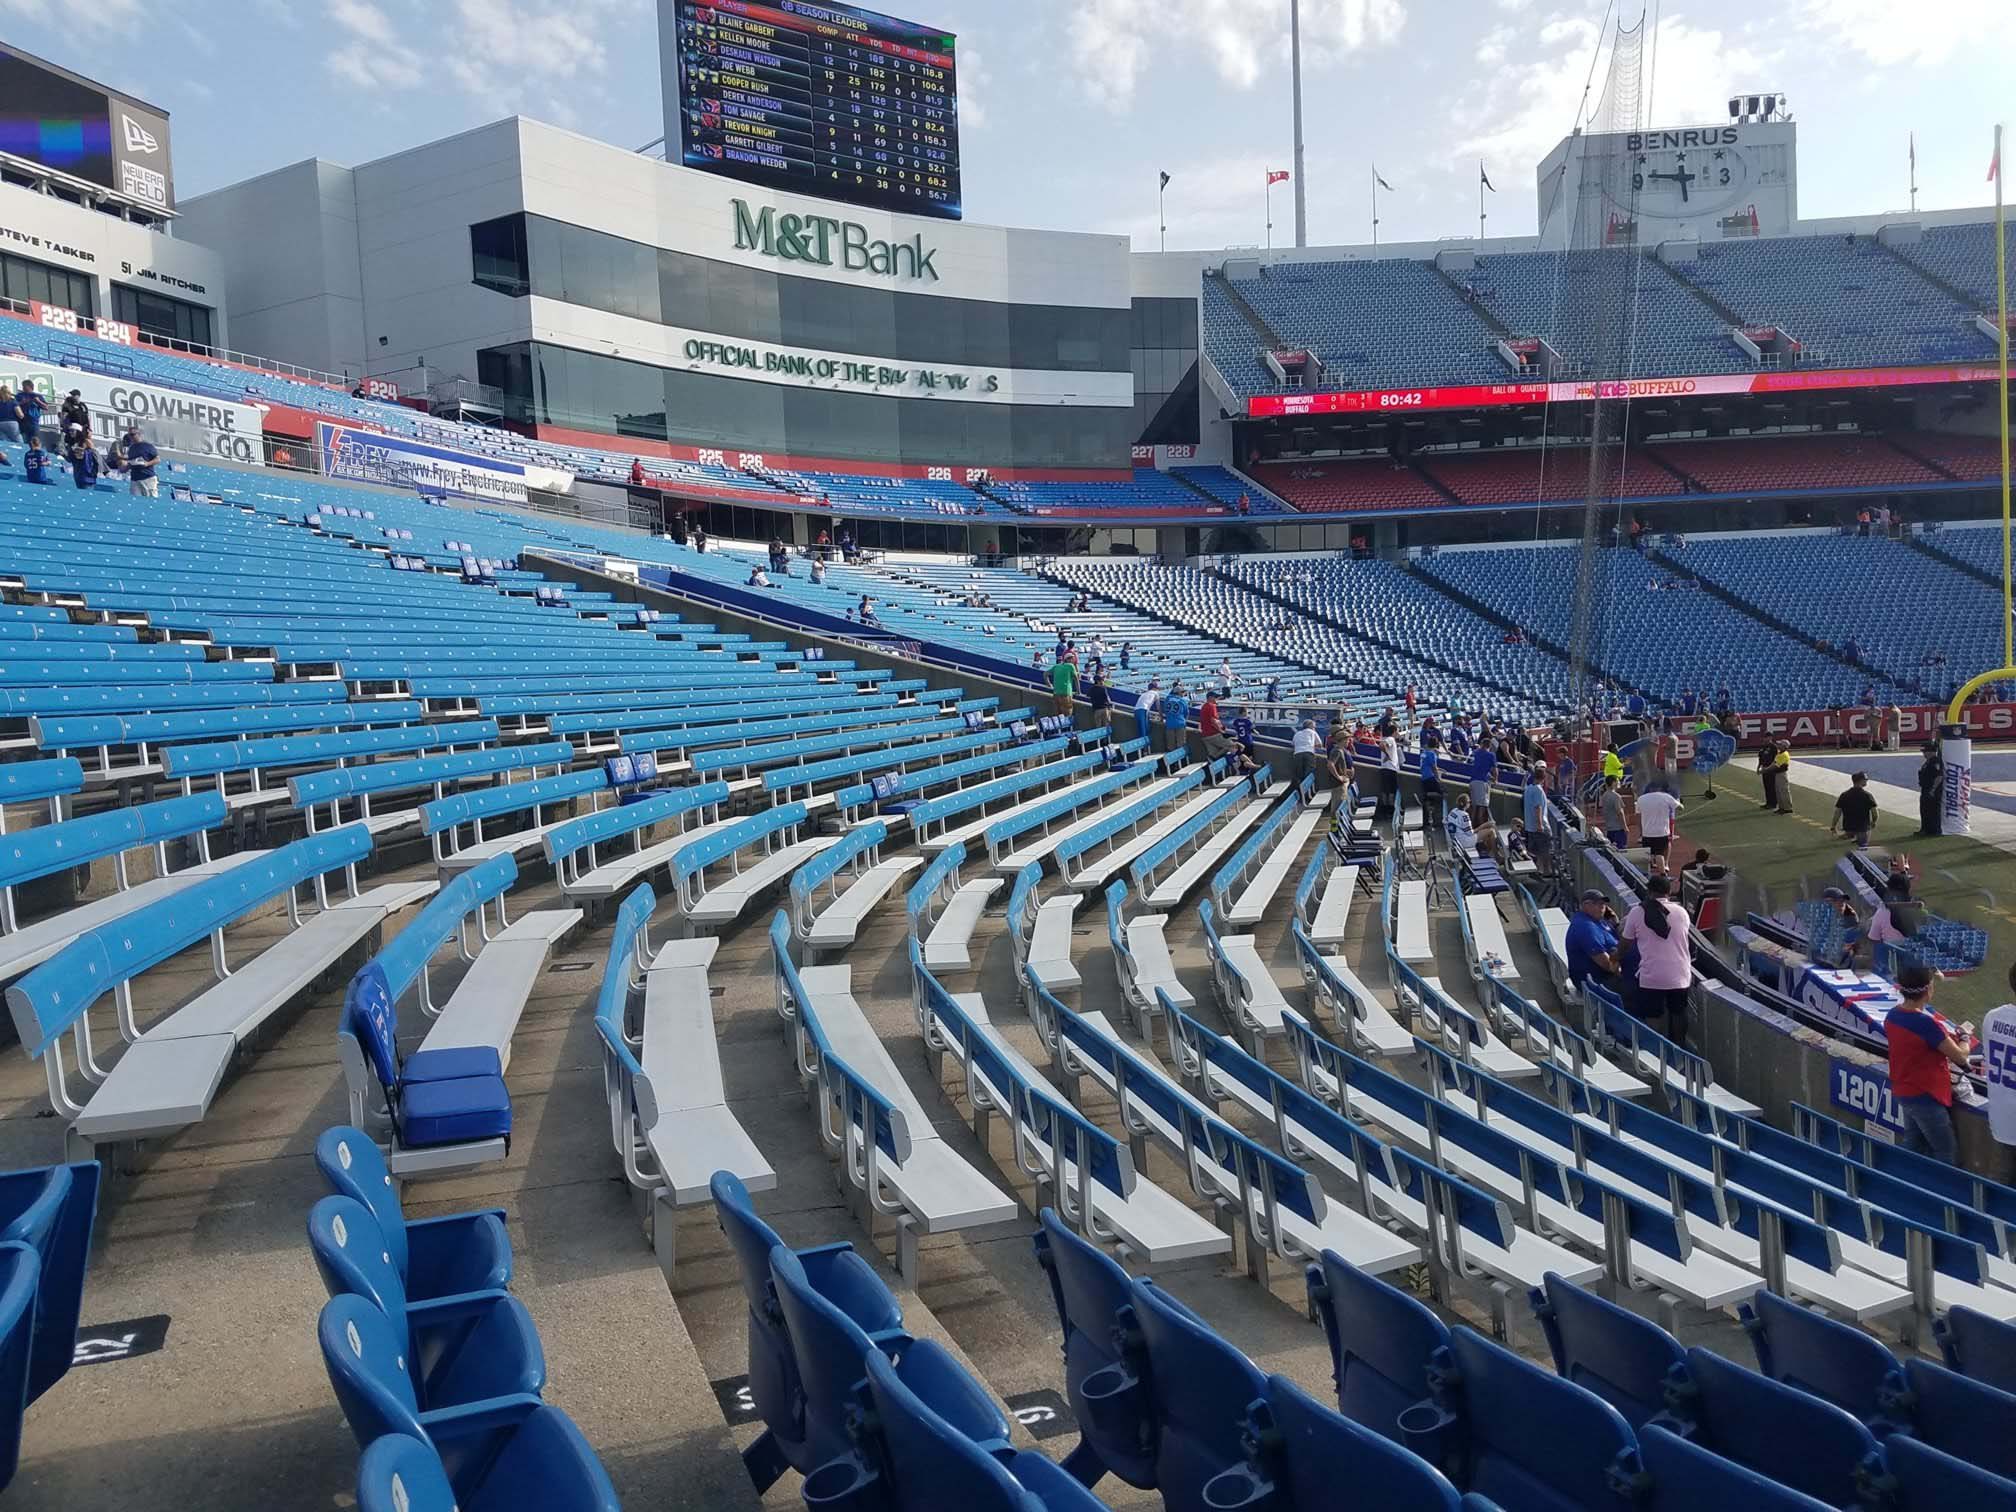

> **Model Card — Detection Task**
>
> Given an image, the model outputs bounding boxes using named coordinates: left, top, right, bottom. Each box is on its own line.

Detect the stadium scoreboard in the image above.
left=669, top=0, right=962, bottom=221
left=0, top=46, right=175, bottom=211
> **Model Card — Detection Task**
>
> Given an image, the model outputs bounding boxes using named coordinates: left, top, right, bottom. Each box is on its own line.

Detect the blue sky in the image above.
left=4, top=0, right=2008, bottom=248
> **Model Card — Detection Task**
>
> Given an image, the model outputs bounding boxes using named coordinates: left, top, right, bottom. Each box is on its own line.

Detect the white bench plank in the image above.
left=642, top=949, right=772, bottom=1204
left=923, top=878, right=1003, bottom=971
left=1122, top=915, right=1195, bottom=1014
left=1144, top=796, right=1272, bottom=910
left=807, top=856, right=925, bottom=948
left=1394, top=881, right=1433, bottom=964
left=1070, top=787, right=1225, bottom=890
left=1315, top=956, right=1413, bottom=1056
left=922, top=769, right=1130, bottom=853
left=1025, top=894, right=1082, bottom=993
left=417, top=908, right=581, bottom=1069
left=1217, top=935, right=1291, bottom=1040
left=687, top=836, right=837, bottom=924
left=0, top=848, right=271, bottom=981
left=1464, top=894, right=1517, bottom=979
left=998, top=777, right=1181, bottom=872
left=1308, top=864, right=1361, bottom=949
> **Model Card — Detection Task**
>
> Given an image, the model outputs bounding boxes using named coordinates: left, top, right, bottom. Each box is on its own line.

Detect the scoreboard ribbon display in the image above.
left=672, top=0, right=962, bottom=221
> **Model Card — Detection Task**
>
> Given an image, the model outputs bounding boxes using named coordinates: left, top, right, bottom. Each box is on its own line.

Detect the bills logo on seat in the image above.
left=122, top=115, right=160, bottom=154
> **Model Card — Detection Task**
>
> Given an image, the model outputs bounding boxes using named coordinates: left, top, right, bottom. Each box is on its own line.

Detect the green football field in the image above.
left=1675, top=759, right=2015, bottom=1025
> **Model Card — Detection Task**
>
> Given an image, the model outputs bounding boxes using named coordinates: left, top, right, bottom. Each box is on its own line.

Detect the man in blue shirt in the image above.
left=1522, top=763, right=1551, bottom=860
left=122, top=426, right=160, bottom=497
left=1564, top=890, right=1621, bottom=992
left=1161, top=685, right=1191, bottom=753
left=1417, top=736, right=1443, bottom=829
left=22, top=439, right=53, bottom=484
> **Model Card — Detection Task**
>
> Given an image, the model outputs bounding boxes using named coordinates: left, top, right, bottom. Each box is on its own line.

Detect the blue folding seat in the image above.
left=1127, top=1278, right=1271, bottom=1512
left=1883, top=1434, right=2016, bottom=1512
left=801, top=1342, right=1104, bottom=1511
left=1885, top=1357, right=2016, bottom=1482
left=1436, top=1328, right=1642, bottom=1511
left=0, top=1243, right=39, bottom=1490
left=0, top=1160, right=99, bottom=1404
left=1201, top=1373, right=1461, bottom=1511
left=1529, top=1273, right=1686, bottom=1431
left=314, top=1126, right=511, bottom=1300
left=1670, top=1347, right=1882, bottom=1509
left=319, top=1295, right=551, bottom=1502
left=357, top=1422, right=619, bottom=1512
left=1933, top=1304, right=2016, bottom=1393
left=1307, top=1249, right=1452, bottom=1450
left=1031, top=1206, right=1155, bottom=1490
left=1638, top=1424, right=1832, bottom=1511
left=343, top=964, right=512, bottom=1149
left=1739, top=1289, right=1902, bottom=1427
left=307, top=1197, right=544, bottom=1411
left=711, top=1171, right=902, bottom=1492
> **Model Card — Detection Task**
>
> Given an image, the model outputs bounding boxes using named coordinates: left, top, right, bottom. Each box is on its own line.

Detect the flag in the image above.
left=1267, top=169, right=1290, bottom=186
left=1160, top=170, right=1171, bottom=191
left=1480, top=163, right=1496, bottom=193
left=1374, top=166, right=1394, bottom=191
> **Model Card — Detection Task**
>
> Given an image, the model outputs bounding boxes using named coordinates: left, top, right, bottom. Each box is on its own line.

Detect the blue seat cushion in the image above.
left=400, top=1047, right=503, bottom=1085
left=396, top=1075, right=512, bottom=1148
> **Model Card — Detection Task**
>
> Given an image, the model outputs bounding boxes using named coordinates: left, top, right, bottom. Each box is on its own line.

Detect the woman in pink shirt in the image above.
left=1624, top=876, right=1694, bottom=1048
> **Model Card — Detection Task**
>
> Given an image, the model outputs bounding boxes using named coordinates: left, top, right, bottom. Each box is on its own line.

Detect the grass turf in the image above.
left=1675, top=758, right=2016, bottom=1025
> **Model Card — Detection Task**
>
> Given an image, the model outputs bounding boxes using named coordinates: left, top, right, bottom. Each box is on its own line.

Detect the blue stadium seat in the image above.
left=804, top=1342, right=1106, bottom=1512
left=1436, top=1327, right=1643, bottom=1511
left=1933, top=1304, right=2016, bottom=1394
left=314, top=1126, right=512, bottom=1300
left=1882, top=1434, right=2016, bottom=1512
left=306, top=1197, right=545, bottom=1413
left=1202, top=1373, right=1462, bottom=1511
left=0, top=1243, right=39, bottom=1491
left=342, top=962, right=512, bottom=1151
left=1528, top=1272, right=1687, bottom=1432
left=1031, top=1206, right=1156, bottom=1491
left=1668, top=1346, right=1881, bottom=1508
left=1738, top=1288, right=1903, bottom=1427
left=1306, top=1249, right=1452, bottom=1449
left=1638, top=1424, right=1832, bottom=1512
left=710, top=1170, right=904, bottom=1494
left=1884, top=1357, right=2016, bottom=1482
left=0, top=1160, right=100, bottom=1405
left=357, top=1420, right=620, bottom=1512
left=767, top=1243, right=916, bottom=1486
left=1128, top=1276, right=1268, bottom=1511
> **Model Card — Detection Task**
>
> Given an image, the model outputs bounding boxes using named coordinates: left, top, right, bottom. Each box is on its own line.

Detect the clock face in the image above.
left=1622, top=145, right=1752, bottom=219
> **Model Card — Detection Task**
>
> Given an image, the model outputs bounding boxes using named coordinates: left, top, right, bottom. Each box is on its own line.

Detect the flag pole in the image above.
left=1479, top=163, right=1486, bottom=241
left=1372, top=165, right=1379, bottom=247
left=1909, top=132, right=1918, bottom=214
left=1266, top=174, right=1273, bottom=254
left=1998, top=122, right=2010, bottom=670
left=1159, top=177, right=1167, bottom=253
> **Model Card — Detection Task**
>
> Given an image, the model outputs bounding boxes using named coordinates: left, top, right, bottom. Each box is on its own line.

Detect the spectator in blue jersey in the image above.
left=1264, top=675, right=1281, bottom=705
left=1565, top=890, right=1621, bottom=993
left=1625, top=690, right=1647, bottom=720
left=21, top=438, right=53, bottom=484
left=1118, top=640, right=1132, bottom=673
left=1447, top=715, right=1473, bottom=759
left=16, top=386, right=44, bottom=441
left=122, top=426, right=160, bottom=498
left=1161, top=683, right=1191, bottom=754
left=0, top=384, right=20, bottom=444
left=1417, top=733, right=1444, bottom=830
left=1678, top=688, right=1699, bottom=717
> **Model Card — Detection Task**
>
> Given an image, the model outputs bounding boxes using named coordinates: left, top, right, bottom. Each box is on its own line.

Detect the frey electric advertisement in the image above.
left=317, top=422, right=558, bottom=506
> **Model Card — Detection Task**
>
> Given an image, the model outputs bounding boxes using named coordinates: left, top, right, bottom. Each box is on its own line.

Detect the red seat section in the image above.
left=1652, top=435, right=1942, bottom=494
left=1249, top=458, right=1448, bottom=514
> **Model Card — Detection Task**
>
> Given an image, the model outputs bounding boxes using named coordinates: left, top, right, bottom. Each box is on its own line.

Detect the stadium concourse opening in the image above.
left=2, top=8, right=2016, bottom=1512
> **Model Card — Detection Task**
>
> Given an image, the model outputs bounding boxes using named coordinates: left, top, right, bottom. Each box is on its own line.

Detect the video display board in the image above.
left=0, top=47, right=174, bottom=210
left=669, top=0, right=961, bottom=221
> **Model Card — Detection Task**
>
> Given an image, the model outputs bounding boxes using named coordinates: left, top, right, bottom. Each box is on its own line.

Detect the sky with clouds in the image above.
left=3, top=0, right=2008, bottom=249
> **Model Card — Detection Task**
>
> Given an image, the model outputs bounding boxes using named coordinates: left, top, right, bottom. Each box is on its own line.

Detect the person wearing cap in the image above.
left=1565, top=890, right=1621, bottom=993
left=1916, top=744, right=1944, bottom=836
left=1522, top=764, right=1551, bottom=864
left=122, top=425, right=159, bottom=498
left=1136, top=678, right=1163, bottom=747
left=1885, top=963, right=1971, bottom=1163
left=58, top=387, right=90, bottom=438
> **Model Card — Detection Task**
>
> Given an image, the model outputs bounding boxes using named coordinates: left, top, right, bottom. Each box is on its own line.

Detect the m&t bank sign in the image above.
left=732, top=199, right=940, bottom=283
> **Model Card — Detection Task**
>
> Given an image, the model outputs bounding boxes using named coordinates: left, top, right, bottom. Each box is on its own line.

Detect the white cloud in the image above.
left=959, top=42, right=992, bottom=130
left=1447, top=13, right=1768, bottom=181
left=1797, top=0, right=2016, bottom=68
left=326, top=0, right=423, bottom=91
left=0, top=0, right=141, bottom=32
left=1067, top=0, right=1407, bottom=113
